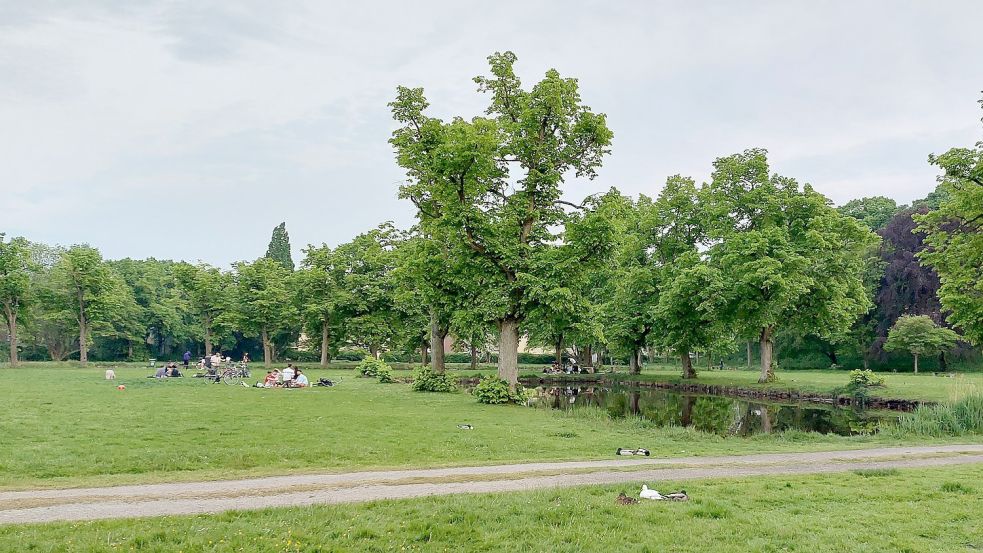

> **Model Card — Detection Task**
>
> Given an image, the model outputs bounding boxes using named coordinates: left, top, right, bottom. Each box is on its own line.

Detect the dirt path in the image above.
left=2, top=445, right=981, bottom=525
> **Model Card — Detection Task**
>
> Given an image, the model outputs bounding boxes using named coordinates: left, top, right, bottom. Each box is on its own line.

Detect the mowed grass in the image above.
left=0, top=364, right=979, bottom=491
left=2, top=465, right=980, bottom=552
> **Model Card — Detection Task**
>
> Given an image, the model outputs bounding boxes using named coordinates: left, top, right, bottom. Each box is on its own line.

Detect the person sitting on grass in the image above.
left=263, top=370, right=278, bottom=388
left=282, top=364, right=295, bottom=384
left=294, top=369, right=309, bottom=388
left=153, top=365, right=167, bottom=378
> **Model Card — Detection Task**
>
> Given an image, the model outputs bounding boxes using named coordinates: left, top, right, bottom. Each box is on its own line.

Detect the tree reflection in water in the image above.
left=530, top=385, right=883, bottom=436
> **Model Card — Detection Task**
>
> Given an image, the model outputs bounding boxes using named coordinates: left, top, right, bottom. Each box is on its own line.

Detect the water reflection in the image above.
left=530, top=386, right=883, bottom=436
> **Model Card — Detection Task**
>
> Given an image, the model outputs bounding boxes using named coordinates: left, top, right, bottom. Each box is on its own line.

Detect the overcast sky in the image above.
left=2, top=1, right=982, bottom=268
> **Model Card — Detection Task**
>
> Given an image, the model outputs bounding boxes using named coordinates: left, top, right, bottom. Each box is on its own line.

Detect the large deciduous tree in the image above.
left=295, top=245, right=348, bottom=367
left=390, top=51, right=613, bottom=387
left=231, top=258, right=296, bottom=367
left=0, top=235, right=33, bottom=366
left=705, top=149, right=877, bottom=382
left=53, top=246, right=132, bottom=366
left=917, top=95, right=983, bottom=345
left=174, top=263, right=230, bottom=356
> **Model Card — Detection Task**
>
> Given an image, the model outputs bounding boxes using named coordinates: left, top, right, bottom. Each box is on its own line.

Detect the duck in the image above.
left=616, top=492, right=638, bottom=505
left=665, top=490, right=689, bottom=501
left=639, top=485, right=665, bottom=500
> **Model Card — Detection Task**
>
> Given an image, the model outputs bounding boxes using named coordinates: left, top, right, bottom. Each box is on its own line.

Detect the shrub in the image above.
left=356, top=357, right=390, bottom=378
left=848, top=369, right=885, bottom=388
left=336, top=348, right=369, bottom=362
left=376, top=365, right=395, bottom=383
left=412, top=367, right=457, bottom=393
left=472, top=376, right=529, bottom=404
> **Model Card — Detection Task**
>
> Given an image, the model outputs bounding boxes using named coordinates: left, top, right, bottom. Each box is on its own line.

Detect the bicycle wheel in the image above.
left=222, top=372, right=240, bottom=385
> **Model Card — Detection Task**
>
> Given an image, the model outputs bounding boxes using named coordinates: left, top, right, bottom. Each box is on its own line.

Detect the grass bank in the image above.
left=2, top=465, right=979, bottom=552
left=1, top=365, right=980, bottom=491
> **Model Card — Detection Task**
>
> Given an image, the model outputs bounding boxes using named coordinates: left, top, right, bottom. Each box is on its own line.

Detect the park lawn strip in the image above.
left=2, top=366, right=982, bottom=491
left=1, top=465, right=980, bottom=552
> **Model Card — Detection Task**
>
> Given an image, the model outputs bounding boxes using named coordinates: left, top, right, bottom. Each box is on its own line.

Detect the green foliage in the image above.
left=229, top=258, right=298, bottom=365
left=265, top=222, right=295, bottom=271
left=848, top=369, right=885, bottom=388
left=376, top=365, right=395, bottom=383
left=390, top=51, right=613, bottom=384
left=704, top=149, right=879, bottom=381
left=837, top=196, right=900, bottom=231
left=890, top=395, right=983, bottom=437
left=472, top=376, right=529, bottom=404
left=412, top=366, right=456, bottom=392
left=916, top=96, right=983, bottom=345
left=884, top=315, right=959, bottom=370
left=356, top=356, right=390, bottom=378
left=0, top=234, right=33, bottom=364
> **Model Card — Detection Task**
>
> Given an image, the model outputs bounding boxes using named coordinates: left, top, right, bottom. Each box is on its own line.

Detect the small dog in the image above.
left=105, top=369, right=116, bottom=380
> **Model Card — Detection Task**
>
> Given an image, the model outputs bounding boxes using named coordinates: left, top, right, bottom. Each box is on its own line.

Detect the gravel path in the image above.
left=2, top=444, right=981, bottom=525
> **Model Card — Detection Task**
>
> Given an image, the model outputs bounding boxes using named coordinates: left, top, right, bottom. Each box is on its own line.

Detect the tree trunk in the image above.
left=760, top=406, right=772, bottom=433
left=469, top=344, right=478, bottom=370
left=759, top=326, right=775, bottom=383
left=629, top=390, right=640, bottom=416
left=628, top=346, right=642, bottom=375
left=939, top=351, right=947, bottom=371
left=430, top=314, right=446, bottom=374
left=863, top=356, right=869, bottom=370
left=681, top=396, right=695, bottom=427
left=498, top=317, right=520, bottom=388
left=747, top=341, right=752, bottom=369
left=78, top=293, right=88, bottom=366
left=127, top=341, right=133, bottom=360
left=913, top=353, right=919, bottom=373
left=680, top=350, right=696, bottom=379
left=261, top=327, right=272, bottom=368
left=204, top=316, right=213, bottom=356
left=320, top=321, right=330, bottom=367
left=420, top=342, right=428, bottom=366
left=694, top=350, right=699, bottom=366
left=3, top=306, right=18, bottom=367
left=369, top=345, right=379, bottom=359
left=554, top=337, right=564, bottom=366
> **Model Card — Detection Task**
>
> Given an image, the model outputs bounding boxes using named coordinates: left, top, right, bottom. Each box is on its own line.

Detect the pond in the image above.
left=528, top=385, right=890, bottom=436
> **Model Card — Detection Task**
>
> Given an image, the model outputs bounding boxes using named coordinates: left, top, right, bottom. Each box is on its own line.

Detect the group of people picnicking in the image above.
left=257, top=364, right=309, bottom=388
left=543, top=360, right=591, bottom=375
left=194, top=351, right=249, bottom=372
left=151, top=362, right=183, bottom=378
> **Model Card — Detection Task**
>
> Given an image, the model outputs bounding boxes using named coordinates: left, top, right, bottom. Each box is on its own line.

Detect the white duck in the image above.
left=639, top=485, right=665, bottom=500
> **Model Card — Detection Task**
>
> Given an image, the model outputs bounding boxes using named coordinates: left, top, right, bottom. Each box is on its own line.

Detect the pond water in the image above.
left=528, top=385, right=889, bottom=436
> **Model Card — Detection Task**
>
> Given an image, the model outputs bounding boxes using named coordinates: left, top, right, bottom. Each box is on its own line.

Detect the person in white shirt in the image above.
left=294, top=369, right=309, bottom=388
left=210, top=352, right=221, bottom=369
left=282, top=364, right=295, bottom=384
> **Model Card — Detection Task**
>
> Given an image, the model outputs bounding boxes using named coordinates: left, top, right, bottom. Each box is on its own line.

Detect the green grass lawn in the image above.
left=1, top=364, right=980, bottom=491
left=2, top=465, right=979, bottom=552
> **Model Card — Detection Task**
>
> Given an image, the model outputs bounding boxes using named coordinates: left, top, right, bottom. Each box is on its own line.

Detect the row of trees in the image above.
left=2, top=55, right=979, bottom=384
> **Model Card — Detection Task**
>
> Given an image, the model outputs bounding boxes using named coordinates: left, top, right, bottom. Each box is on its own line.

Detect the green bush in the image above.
left=412, top=367, right=457, bottom=392
left=472, top=376, right=529, bottom=404
left=848, top=369, right=885, bottom=387
left=336, top=348, right=369, bottom=362
left=376, top=365, right=395, bottom=383
left=356, top=357, right=390, bottom=378
left=889, top=395, right=983, bottom=437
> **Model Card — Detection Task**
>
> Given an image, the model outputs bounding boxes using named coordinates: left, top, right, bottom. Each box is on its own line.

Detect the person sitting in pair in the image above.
left=153, top=365, right=167, bottom=378
left=166, top=364, right=182, bottom=377
left=294, top=369, right=309, bottom=388
left=263, top=370, right=278, bottom=388
left=281, top=364, right=295, bottom=384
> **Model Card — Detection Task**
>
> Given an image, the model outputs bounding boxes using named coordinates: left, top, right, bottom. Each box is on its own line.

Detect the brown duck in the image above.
left=616, top=492, right=639, bottom=505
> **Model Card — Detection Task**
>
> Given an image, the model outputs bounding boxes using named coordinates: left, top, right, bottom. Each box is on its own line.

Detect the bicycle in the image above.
left=220, top=362, right=251, bottom=385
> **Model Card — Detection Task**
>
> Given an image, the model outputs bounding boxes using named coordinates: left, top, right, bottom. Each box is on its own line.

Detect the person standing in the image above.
left=182, top=350, right=192, bottom=369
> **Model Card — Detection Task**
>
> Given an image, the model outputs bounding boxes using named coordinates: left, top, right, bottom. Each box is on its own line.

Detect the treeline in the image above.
left=2, top=54, right=980, bottom=383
